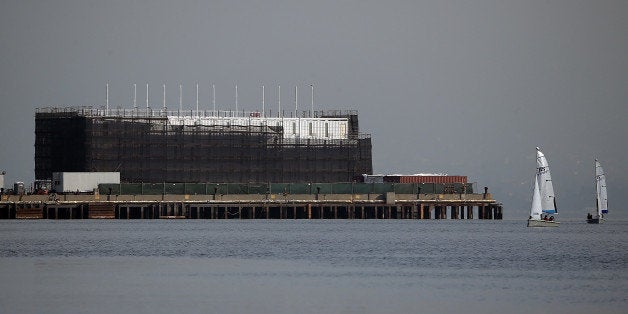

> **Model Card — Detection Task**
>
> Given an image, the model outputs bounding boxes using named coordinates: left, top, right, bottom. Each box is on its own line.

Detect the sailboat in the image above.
left=527, top=147, right=559, bottom=227
left=587, top=159, right=607, bottom=224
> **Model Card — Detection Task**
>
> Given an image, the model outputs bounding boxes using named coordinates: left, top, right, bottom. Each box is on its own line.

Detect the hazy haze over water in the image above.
left=0, top=1, right=626, bottom=219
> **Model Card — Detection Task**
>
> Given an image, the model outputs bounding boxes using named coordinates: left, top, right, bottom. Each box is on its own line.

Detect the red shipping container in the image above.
left=384, top=175, right=467, bottom=184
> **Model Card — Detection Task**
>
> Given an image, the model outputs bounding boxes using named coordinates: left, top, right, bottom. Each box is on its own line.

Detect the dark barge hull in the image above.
left=0, top=193, right=502, bottom=220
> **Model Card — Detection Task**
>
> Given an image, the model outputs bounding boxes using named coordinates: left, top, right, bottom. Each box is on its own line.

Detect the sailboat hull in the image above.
left=527, top=219, right=559, bottom=227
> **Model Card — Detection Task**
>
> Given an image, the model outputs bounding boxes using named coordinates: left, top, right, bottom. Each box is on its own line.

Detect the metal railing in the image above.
left=36, top=106, right=359, bottom=119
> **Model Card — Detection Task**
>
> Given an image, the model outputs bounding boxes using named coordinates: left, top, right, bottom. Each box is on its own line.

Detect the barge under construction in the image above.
left=35, top=107, right=372, bottom=183
left=28, top=97, right=504, bottom=220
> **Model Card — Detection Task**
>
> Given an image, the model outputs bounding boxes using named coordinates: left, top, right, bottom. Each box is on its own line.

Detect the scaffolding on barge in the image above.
left=35, top=107, right=372, bottom=183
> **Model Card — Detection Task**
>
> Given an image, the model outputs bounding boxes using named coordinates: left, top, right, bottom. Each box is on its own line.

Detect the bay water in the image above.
left=1, top=219, right=626, bottom=314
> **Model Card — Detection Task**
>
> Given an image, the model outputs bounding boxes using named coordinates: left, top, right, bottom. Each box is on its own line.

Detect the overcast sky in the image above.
left=1, top=0, right=626, bottom=219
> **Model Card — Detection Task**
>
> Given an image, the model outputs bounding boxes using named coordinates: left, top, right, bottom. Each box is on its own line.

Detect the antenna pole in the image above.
left=133, top=83, right=137, bottom=110
left=162, top=84, right=166, bottom=110
left=146, top=83, right=149, bottom=109
left=310, top=84, right=314, bottom=117
left=179, top=84, right=182, bottom=113
left=278, top=85, right=281, bottom=118
left=262, top=85, right=265, bottom=117
left=212, top=84, right=216, bottom=115
left=196, top=83, right=199, bottom=116
left=235, top=85, right=238, bottom=114
left=295, top=86, right=298, bottom=117
left=106, top=83, right=109, bottom=115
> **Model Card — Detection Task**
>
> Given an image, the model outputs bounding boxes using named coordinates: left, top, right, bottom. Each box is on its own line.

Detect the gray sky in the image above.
left=1, top=0, right=626, bottom=219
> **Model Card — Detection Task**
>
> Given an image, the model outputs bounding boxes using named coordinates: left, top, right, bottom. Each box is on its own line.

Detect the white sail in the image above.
left=536, top=147, right=557, bottom=214
left=529, top=174, right=543, bottom=220
left=596, top=159, right=608, bottom=216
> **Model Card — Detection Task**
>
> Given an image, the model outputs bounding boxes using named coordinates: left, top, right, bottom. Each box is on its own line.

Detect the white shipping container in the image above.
left=53, top=172, right=120, bottom=193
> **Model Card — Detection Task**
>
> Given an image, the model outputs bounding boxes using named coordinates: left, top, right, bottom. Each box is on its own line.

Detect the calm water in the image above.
left=1, top=220, right=626, bottom=314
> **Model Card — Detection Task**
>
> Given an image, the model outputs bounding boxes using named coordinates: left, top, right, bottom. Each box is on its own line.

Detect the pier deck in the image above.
left=0, top=193, right=502, bottom=220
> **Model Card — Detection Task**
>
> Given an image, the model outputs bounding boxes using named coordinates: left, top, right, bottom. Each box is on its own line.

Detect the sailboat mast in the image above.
left=595, top=159, right=600, bottom=216
left=595, top=159, right=608, bottom=216
left=536, top=147, right=557, bottom=215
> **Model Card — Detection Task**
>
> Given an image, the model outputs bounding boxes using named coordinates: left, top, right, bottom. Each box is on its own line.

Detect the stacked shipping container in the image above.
left=361, top=174, right=467, bottom=184
left=385, top=175, right=467, bottom=184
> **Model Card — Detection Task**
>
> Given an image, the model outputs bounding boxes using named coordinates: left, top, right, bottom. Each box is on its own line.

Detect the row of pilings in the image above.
left=0, top=201, right=503, bottom=220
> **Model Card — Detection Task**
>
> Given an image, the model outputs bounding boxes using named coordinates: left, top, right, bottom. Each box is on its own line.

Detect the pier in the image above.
left=0, top=192, right=502, bottom=220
